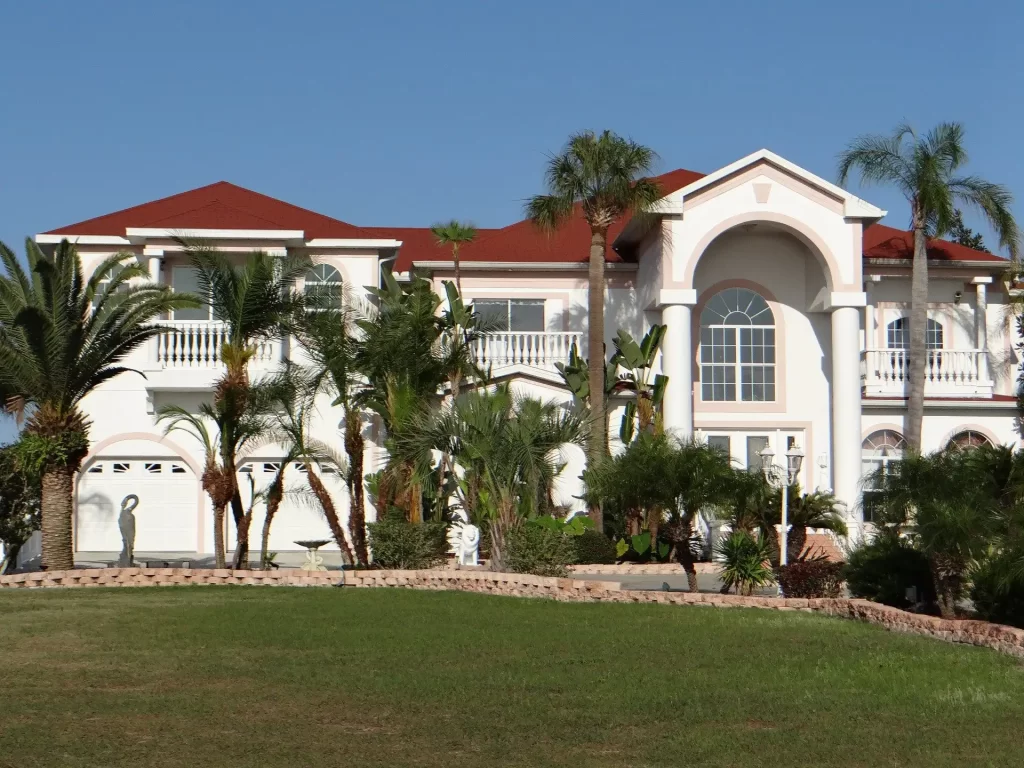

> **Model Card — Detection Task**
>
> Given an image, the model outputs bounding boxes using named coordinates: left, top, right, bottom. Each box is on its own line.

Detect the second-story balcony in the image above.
left=471, top=331, right=582, bottom=374
left=862, top=348, right=993, bottom=398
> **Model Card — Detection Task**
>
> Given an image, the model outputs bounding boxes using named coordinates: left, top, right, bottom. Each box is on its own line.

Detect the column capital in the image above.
left=825, top=291, right=867, bottom=310
left=970, top=276, right=994, bottom=285
left=142, top=247, right=165, bottom=257
left=656, top=288, right=698, bottom=308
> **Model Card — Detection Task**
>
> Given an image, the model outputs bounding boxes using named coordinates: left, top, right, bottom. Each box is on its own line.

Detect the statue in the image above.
left=118, top=494, right=139, bottom=567
left=458, top=523, right=480, bottom=567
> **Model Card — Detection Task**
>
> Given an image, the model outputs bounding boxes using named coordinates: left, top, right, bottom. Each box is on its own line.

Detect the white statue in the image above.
left=118, top=495, right=139, bottom=567
left=458, top=524, right=480, bottom=567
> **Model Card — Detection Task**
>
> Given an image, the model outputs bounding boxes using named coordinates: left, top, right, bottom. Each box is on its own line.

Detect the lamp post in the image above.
left=759, top=440, right=805, bottom=566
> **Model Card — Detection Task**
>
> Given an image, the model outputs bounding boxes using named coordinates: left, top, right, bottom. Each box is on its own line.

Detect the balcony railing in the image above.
left=862, top=348, right=992, bottom=397
left=155, top=322, right=280, bottom=369
left=471, top=331, right=582, bottom=373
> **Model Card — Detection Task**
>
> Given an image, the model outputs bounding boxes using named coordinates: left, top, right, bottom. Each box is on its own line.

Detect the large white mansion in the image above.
left=33, top=150, right=1021, bottom=562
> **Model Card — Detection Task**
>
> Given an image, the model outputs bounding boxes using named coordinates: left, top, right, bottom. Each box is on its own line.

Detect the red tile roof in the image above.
left=43, top=174, right=1003, bottom=270
left=44, top=181, right=363, bottom=239
left=862, top=223, right=1007, bottom=264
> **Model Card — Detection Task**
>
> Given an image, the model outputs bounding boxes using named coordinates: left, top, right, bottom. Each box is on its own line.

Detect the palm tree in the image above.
left=838, top=123, right=1020, bottom=448
left=184, top=240, right=310, bottom=564
left=430, top=220, right=476, bottom=296
left=527, top=130, right=662, bottom=529
left=785, top=488, right=848, bottom=564
left=296, top=288, right=370, bottom=565
left=0, top=239, right=195, bottom=570
left=868, top=447, right=999, bottom=618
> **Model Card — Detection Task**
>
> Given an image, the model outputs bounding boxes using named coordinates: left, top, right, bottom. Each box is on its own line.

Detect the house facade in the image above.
left=35, top=149, right=1021, bottom=563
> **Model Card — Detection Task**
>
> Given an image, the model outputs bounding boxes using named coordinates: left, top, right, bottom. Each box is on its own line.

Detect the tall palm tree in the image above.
left=0, top=239, right=195, bottom=570
left=184, top=241, right=310, bottom=564
left=430, top=220, right=476, bottom=296
left=838, top=123, right=1020, bottom=448
left=527, top=130, right=662, bottom=529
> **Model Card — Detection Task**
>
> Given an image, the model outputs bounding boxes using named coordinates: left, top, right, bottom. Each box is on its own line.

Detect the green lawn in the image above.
left=0, top=588, right=1022, bottom=768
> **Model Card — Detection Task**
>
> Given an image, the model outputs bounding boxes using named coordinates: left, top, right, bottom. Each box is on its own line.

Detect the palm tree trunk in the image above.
left=453, top=243, right=462, bottom=297
left=307, top=464, right=355, bottom=565
left=587, top=226, right=608, bottom=532
left=344, top=410, right=368, bottom=565
left=488, top=496, right=518, bottom=572
left=260, top=472, right=284, bottom=569
left=41, top=466, right=75, bottom=571
left=212, top=503, right=227, bottom=569
left=674, top=518, right=700, bottom=593
left=906, top=210, right=929, bottom=449
left=229, top=490, right=250, bottom=569
left=930, top=555, right=962, bottom=619
left=788, top=525, right=807, bottom=563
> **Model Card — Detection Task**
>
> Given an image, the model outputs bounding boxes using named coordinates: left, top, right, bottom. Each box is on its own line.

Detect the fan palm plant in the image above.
left=430, top=220, right=476, bottom=296
left=527, top=130, right=662, bottom=528
left=867, top=447, right=1000, bottom=618
left=0, top=238, right=196, bottom=570
left=785, top=488, right=848, bottom=563
left=399, top=386, right=586, bottom=570
left=838, top=123, right=1020, bottom=448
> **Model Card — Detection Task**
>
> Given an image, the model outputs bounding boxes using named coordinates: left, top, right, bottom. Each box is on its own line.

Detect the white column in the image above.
left=661, top=303, right=693, bottom=438
left=830, top=304, right=862, bottom=515
left=973, top=277, right=991, bottom=382
left=144, top=247, right=164, bottom=284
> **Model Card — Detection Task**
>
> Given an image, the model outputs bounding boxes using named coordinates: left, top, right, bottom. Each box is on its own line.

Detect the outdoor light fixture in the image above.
left=759, top=440, right=804, bottom=569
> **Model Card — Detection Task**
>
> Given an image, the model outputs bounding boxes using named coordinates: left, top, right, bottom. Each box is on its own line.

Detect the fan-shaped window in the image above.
left=699, top=288, right=775, bottom=402
left=304, top=264, right=343, bottom=309
left=948, top=430, right=991, bottom=449
left=861, top=430, right=906, bottom=522
left=887, top=317, right=943, bottom=350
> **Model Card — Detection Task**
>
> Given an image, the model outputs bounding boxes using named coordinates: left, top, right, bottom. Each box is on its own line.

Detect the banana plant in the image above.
left=611, top=325, right=668, bottom=444
left=554, top=341, right=618, bottom=409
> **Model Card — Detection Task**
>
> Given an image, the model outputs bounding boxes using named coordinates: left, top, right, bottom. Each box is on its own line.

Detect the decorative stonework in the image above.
left=3, top=568, right=1022, bottom=658
left=753, top=182, right=772, bottom=204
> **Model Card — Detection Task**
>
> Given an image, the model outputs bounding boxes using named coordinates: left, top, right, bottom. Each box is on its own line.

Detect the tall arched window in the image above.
left=304, top=264, right=343, bottom=309
left=861, top=429, right=906, bottom=522
left=699, top=288, right=775, bottom=402
left=886, top=317, right=944, bottom=350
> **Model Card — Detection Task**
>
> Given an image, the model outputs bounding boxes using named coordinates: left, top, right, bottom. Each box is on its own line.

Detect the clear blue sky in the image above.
left=2, top=0, right=1022, bottom=254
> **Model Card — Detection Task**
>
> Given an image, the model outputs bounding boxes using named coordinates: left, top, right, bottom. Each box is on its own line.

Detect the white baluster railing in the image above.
left=471, top=331, right=582, bottom=372
left=862, top=348, right=991, bottom=397
left=155, top=322, right=281, bottom=369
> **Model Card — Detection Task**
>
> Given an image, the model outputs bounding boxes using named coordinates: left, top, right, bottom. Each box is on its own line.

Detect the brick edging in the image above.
left=3, top=567, right=1022, bottom=658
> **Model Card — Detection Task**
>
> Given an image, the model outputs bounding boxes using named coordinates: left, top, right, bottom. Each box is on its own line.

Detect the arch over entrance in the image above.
left=679, top=212, right=848, bottom=292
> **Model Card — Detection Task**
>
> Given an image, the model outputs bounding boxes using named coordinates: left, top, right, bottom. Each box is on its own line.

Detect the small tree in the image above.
left=430, top=220, right=476, bottom=296
left=0, top=443, right=40, bottom=574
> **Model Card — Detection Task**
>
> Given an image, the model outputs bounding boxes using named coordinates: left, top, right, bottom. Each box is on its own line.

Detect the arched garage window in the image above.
left=861, top=429, right=906, bottom=522
left=699, top=288, right=775, bottom=402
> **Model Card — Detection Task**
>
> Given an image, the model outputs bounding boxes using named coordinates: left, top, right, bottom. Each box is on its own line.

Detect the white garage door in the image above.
left=235, top=461, right=345, bottom=551
left=77, top=458, right=199, bottom=552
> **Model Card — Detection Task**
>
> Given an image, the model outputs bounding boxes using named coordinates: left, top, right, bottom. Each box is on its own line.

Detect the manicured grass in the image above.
left=0, top=588, right=1022, bottom=767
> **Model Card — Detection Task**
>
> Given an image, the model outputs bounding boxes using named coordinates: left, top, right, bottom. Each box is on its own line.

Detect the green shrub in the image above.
left=715, top=531, right=775, bottom=595
left=505, top=524, right=577, bottom=577
left=573, top=529, right=616, bottom=565
left=367, top=514, right=448, bottom=570
left=776, top=559, right=845, bottom=598
left=843, top=534, right=936, bottom=610
left=970, top=555, right=1024, bottom=629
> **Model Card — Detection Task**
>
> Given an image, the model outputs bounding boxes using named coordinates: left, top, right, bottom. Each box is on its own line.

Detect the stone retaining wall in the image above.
left=0, top=568, right=341, bottom=588
left=568, top=563, right=718, bottom=575
left=3, top=567, right=1022, bottom=658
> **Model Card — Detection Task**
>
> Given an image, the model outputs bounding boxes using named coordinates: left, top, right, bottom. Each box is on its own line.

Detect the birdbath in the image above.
left=295, top=539, right=331, bottom=572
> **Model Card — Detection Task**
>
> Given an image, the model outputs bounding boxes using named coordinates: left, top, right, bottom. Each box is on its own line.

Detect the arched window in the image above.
left=861, top=429, right=906, bottom=522
left=699, top=288, right=775, bottom=402
left=948, top=430, right=991, bottom=449
left=304, top=264, right=343, bottom=309
left=886, top=317, right=943, bottom=350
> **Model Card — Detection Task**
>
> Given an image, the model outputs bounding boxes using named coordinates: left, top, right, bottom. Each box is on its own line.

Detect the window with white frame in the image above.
left=474, top=299, right=545, bottom=332
left=90, top=267, right=129, bottom=311
left=861, top=429, right=906, bottom=522
left=948, top=430, right=991, bottom=449
left=304, top=264, right=343, bottom=309
left=886, top=317, right=943, bottom=350
left=171, top=266, right=213, bottom=321
left=699, top=288, right=776, bottom=402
